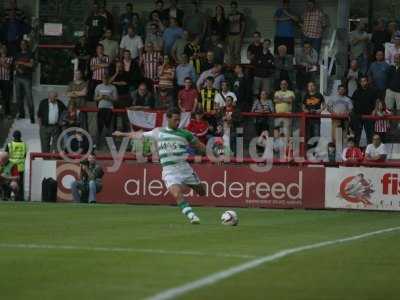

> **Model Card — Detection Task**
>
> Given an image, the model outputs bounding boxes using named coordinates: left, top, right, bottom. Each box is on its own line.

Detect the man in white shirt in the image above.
left=215, top=81, right=237, bottom=107
left=365, top=134, right=387, bottom=162
left=120, top=25, right=144, bottom=61
left=385, top=31, right=400, bottom=66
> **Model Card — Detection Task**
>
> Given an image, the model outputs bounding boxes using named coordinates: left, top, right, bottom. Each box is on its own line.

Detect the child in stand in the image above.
left=372, top=100, right=391, bottom=143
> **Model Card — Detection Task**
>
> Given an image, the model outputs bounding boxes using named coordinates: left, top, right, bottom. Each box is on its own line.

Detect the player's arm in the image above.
left=112, top=130, right=144, bottom=139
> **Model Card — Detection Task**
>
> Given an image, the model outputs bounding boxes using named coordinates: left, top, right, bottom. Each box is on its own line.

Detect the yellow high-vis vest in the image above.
left=8, top=141, right=27, bottom=172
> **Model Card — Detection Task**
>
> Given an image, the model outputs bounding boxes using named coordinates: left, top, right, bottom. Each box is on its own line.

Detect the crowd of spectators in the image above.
left=0, top=0, right=399, bottom=163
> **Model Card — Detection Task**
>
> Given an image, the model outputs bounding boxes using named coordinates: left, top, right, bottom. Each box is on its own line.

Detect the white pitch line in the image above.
left=0, top=243, right=255, bottom=259
left=146, top=226, right=400, bottom=300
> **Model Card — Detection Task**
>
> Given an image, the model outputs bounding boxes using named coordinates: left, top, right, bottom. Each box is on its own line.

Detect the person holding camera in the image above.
left=71, top=154, right=104, bottom=203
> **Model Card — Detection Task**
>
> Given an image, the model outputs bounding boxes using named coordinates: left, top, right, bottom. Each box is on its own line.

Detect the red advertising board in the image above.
left=57, top=161, right=325, bottom=209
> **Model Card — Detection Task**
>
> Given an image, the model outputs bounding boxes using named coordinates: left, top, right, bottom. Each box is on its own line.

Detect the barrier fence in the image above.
left=30, top=153, right=400, bottom=211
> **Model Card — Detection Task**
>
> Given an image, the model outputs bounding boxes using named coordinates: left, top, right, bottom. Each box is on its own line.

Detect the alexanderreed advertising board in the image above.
left=326, top=167, right=400, bottom=211
left=56, top=162, right=325, bottom=208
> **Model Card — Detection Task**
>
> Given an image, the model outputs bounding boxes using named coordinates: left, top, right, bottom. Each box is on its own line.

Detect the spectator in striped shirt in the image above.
left=89, top=44, right=110, bottom=102
left=158, top=55, right=175, bottom=93
left=0, top=45, right=13, bottom=117
left=200, top=76, right=217, bottom=113
left=301, top=0, right=327, bottom=54
left=373, top=100, right=391, bottom=143
left=342, top=137, right=363, bottom=163
left=140, top=42, right=162, bottom=87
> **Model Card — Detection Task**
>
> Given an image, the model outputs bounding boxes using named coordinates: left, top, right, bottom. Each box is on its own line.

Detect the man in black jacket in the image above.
left=251, top=39, right=275, bottom=98
left=232, top=64, right=252, bottom=112
left=37, top=91, right=66, bottom=153
left=351, top=76, right=379, bottom=146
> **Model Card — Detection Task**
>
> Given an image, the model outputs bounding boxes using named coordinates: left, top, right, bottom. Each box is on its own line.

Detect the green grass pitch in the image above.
left=0, top=202, right=399, bottom=300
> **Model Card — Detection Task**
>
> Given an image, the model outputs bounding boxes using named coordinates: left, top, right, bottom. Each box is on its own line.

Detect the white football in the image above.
left=221, top=210, right=239, bottom=226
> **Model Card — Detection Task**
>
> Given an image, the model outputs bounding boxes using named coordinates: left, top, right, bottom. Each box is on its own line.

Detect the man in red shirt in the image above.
left=187, top=109, right=209, bottom=145
left=341, top=137, right=363, bottom=162
left=178, top=77, right=198, bottom=112
left=0, top=151, right=19, bottom=200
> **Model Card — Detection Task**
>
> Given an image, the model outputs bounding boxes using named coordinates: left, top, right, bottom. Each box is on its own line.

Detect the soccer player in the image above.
left=113, top=108, right=206, bottom=224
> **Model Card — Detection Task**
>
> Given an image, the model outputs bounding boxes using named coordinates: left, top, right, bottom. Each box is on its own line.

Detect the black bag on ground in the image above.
left=42, top=178, right=58, bottom=202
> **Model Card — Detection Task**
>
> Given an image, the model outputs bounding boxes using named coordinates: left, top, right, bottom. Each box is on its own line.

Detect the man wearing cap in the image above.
left=385, top=31, right=400, bottom=66
left=5, top=130, right=27, bottom=201
left=0, top=151, right=19, bottom=201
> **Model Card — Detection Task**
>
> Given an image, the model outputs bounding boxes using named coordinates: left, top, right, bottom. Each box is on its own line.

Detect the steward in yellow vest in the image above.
left=5, top=131, right=27, bottom=201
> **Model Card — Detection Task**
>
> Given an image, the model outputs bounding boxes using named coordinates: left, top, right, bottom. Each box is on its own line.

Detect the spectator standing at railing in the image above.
left=89, top=44, right=110, bottom=102
left=364, top=134, right=387, bottom=162
left=295, top=41, right=319, bottom=91
left=385, top=31, right=400, bottom=66
left=252, top=90, right=275, bottom=135
left=15, top=39, right=34, bottom=123
left=346, top=59, right=361, bottom=97
left=350, top=22, right=370, bottom=75
left=120, top=25, right=144, bottom=62
left=176, top=54, right=196, bottom=89
left=326, top=85, right=353, bottom=142
left=85, top=3, right=107, bottom=55
left=94, top=74, right=118, bottom=148
left=120, top=3, right=140, bottom=36
left=215, top=80, right=237, bottom=107
left=273, top=0, right=298, bottom=55
left=140, top=42, right=162, bottom=89
left=184, top=35, right=202, bottom=75
left=227, top=1, right=246, bottom=64
left=274, top=79, right=294, bottom=136
left=183, top=1, right=207, bottom=44
left=66, top=70, right=87, bottom=109
left=274, top=45, right=294, bottom=88
left=163, top=18, right=184, bottom=56
left=385, top=53, right=400, bottom=116
left=0, top=45, right=13, bottom=118
left=251, top=39, right=275, bottom=99
left=372, top=100, right=391, bottom=143
left=99, top=29, right=119, bottom=63
left=196, top=64, right=225, bottom=90
left=178, top=77, right=198, bottom=112
left=342, top=137, right=363, bottom=163
left=368, top=50, right=390, bottom=99
left=303, top=81, right=325, bottom=142
left=232, top=64, right=252, bottom=112
left=145, top=21, right=164, bottom=52
left=37, top=91, right=66, bottom=153
left=351, top=76, right=379, bottom=146
left=301, top=0, right=327, bottom=54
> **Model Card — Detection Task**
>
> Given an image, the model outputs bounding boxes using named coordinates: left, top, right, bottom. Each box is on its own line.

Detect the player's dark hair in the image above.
left=167, top=107, right=181, bottom=118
